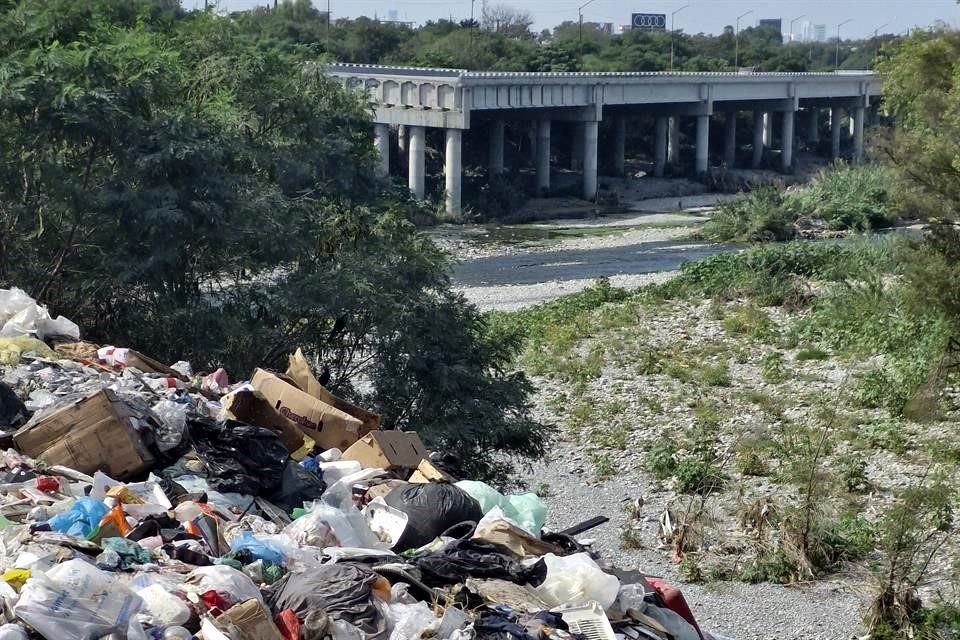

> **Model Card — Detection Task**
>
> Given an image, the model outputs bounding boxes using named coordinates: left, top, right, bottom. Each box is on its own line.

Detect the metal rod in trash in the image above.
left=558, top=516, right=609, bottom=537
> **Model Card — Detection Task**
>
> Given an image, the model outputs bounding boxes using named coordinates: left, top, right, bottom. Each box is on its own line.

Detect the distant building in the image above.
left=759, top=18, right=783, bottom=42
left=814, top=24, right=827, bottom=42
left=388, top=9, right=399, bottom=22
left=598, top=22, right=613, bottom=34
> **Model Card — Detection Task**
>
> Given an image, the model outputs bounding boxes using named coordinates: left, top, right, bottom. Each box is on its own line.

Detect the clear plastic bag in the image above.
left=14, top=559, right=144, bottom=640
left=151, top=399, right=188, bottom=452
left=388, top=601, right=439, bottom=640
left=533, top=553, right=620, bottom=609
left=283, top=502, right=382, bottom=550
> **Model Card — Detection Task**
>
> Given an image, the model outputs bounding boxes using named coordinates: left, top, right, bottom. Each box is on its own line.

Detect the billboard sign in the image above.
left=631, top=13, right=667, bottom=31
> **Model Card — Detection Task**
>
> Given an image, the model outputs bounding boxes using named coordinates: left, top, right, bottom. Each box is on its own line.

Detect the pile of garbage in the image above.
left=0, top=287, right=732, bottom=640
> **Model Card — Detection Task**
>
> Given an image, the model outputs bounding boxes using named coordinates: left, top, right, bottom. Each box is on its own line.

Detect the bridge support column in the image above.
left=571, top=123, right=584, bottom=171
left=668, top=116, right=680, bottom=165
left=762, top=112, right=773, bottom=147
left=374, top=123, right=390, bottom=178
left=613, top=117, right=627, bottom=176
left=831, top=105, right=843, bottom=158
left=583, top=120, right=599, bottom=201
left=695, top=115, right=710, bottom=177
left=724, top=112, right=737, bottom=167
left=489, top=120, right=505, bottom=175
left=654, top=115, right=667, bottom=178
left=752, top=110, right=764, bottom=168
left=853, top=106, right=865, bottom=163
left=445, top=128, right=462, bottom=217
left=408, top=125, right=425, bottom=199
left=808, top=108, right=820, bottom=144
left=536, top=119, right=551, bottom=193
left=781, top=110, right=795, bottom=172
left=398, top=125, right=407, bottom=154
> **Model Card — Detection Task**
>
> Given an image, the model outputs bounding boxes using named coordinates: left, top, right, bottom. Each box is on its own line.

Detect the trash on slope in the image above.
left=0, top=288, right=736, bottom=640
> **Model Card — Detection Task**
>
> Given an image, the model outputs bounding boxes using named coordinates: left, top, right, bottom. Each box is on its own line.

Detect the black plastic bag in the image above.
left=183, top=415, right=289, bottom=496
left=383, top=483, right=483, bottom=550
left=0, top=382, right=27, bottom=430
left=269, top=459, right=326, bottom=513
left=410, top=539, right=548, bottom=587
left=267, top=563, right=387, bottom=640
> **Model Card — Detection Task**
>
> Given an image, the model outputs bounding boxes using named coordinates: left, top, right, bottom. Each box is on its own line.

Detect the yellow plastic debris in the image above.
left=0, top=336, right=54, bottom=366
left=1, top=568, right=30, bottom=591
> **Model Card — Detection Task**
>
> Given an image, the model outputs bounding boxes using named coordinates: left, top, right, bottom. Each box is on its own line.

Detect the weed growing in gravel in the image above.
left=760, top=350, right=788, bottom=383
left=678, top=558, right=705, bottom=583
left=646, top=438, right=678, bottom=480
left=589, top=451, right=616, bottom=480
left=535, top=483, right=552, bottom=498
left=620, top=525, right=644, bottom=550
left=742, top=390, right=785, bottom=417
left=721, top=304, right=779, bottom=342
left=700, top=362, right=732, bottom=387
left=737, top=551, right=794, bottom=584
left=861, top=417, right=909, bottom=455
left=692, top=399, right=722, bottom=429
left=674, top=460, right=727, bottom=494
left=736, top=438, right=772, bottom=476
left=588, top=423, right=631, bottom=450
left=834, top=453, right=870, bottom=493
left=796, top=347, right=830, bottom=361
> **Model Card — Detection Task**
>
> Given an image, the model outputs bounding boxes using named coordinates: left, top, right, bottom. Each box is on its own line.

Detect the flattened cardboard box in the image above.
left=14, top=389, right=154, bottom=479
left=342, top=430, right=429, bottom=471
left=285, top=349, right=382, bottom=432
left=250, top=369, right=371, bottom=451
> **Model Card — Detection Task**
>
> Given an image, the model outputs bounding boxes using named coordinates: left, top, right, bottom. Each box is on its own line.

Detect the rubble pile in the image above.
left=0, top=287, right=732, bottom=640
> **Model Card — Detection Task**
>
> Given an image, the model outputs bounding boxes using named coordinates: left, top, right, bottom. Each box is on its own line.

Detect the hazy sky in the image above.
left=197, top=0, right=959, bottom=38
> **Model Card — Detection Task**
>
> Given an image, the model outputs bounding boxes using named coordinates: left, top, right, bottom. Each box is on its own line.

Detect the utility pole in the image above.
left=578, top=0, right=597, bottom=42
left=872, top=22, right=889, bottom=60
left=835, top=18, right=852, bottom=70
left=670, top=4, right=690, bottom=71
left=789, top=14, right=807, bottom=43
left=327, top=0, right=332, bottom=48
left=735, top=10, right=753, bottom=69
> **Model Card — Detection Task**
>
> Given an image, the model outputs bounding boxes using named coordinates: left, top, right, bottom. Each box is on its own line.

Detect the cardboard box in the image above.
left=221, top=388, right=308, bottom=456
left=341, top=430, right=429, bottom=471
left=14, top=389, right=155, bottom=479
left=408, top=458, right=456, bottom=484
left=250, top=369, right=370, bottom=451
left=286, top=349, right=382, bottom=432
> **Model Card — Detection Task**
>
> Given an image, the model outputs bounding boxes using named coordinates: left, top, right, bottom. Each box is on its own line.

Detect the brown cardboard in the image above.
left=13, top=389, right=154, bottom=479
left=222, top=388, right=307, bottom=454
left=216, top=599, right=283, bottom=640
left=341, top=431, right=429, bottom=471
left=250, top=369, right=370, bottom=451
left=286, top=349, right=382, bottom=431
left=408, top=458, right=456, bottom=483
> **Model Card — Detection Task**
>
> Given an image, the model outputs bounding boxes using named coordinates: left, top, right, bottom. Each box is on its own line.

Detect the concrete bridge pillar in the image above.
left=571, top=123, right=584, bottom=171
left=408, top=125, right=425, bottom=199
left=445, top=128, right=462, bottom=217
left=374, top=123, right=390, bottom=178
left=808, top=109, right=820, bottom=144
left=695, top=115, right=710, bottom=176
left=762, top=112, right=773, bottom=147
left=781, top=110, right=795, bottom=172
left=654, top=115, right=668, bottom=178
left=489, top=120, right=505, bottom=175
left=752, top=110, right=764, bottom=168
left=583, top=120, right=599, bottom=201
left=831, top=105, right=843, bottom=158
left=613, top=117, right=627, bottom=176
left=853, top=106, right=865, bottom=163
left=536, top=119, right=551, bottom=193
left=724, top=112, right=737, bottom=168
left=668, top=116, right=680, bottom=165
left=398, top=124, right=407, bottom=154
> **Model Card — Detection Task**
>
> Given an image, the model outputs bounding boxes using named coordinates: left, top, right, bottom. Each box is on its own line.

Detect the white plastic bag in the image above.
left=14, top=559, right=144, bottom=640
left=283, top=502, right=383, bottom=550
left=183, top=565, right=265, bottom=611
left=136, top=584, right=191, bottom=627
left=533, top=553, right=620, bottom=609
left=0, top=624, right=28, bottom=640
left=388, top=601, right=439, bottom=640
left=0, top=288, right=80, bottom=341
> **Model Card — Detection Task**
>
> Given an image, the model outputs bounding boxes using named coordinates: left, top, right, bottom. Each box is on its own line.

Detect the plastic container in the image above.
left=560, top=602, right=616, bottom=640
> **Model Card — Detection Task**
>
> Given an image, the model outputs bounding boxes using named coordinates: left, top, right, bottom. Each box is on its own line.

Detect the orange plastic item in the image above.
left=98, top=505, right=132, bottom=537
left=372, top=576, right=391, bottom=601
left=275, top=610, right=300, bottom=640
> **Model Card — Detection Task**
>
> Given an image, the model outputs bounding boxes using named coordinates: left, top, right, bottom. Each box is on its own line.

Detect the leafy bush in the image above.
left=834, top=454, right=869, bottom=493
left=760, top=351, right=788, bottom=383
left=646, top=438, right=679, bottom=480
left=736, top=439, right=771, bottom=476
left=701, top=187, right=798, bottom=242
left=674, top=459, right=726, bottom=495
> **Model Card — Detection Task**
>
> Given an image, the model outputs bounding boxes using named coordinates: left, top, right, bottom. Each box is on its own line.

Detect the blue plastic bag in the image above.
left=47, top=498, right=109, bottom=538
left=229, top=531, right=286, bottom=566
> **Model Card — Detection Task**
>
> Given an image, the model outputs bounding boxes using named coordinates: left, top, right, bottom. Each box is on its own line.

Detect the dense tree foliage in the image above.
left=233, top=0, right=895, bottom=73
left=0, top=0, right=547, bottom=483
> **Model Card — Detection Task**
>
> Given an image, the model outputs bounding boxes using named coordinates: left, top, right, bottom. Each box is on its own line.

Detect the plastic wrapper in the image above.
left=151, top=399, right=188, bottom=452
left=184, top=565, right=266, bottom=611
left=533, top=553, right=620, bottom=609
left=136, top=584, right=192, bottom=628
left=284, top=501, right=382, bottom=550
left=14, top=559, right=143, bottom=640
left=388, top=601, right=440, bottom=640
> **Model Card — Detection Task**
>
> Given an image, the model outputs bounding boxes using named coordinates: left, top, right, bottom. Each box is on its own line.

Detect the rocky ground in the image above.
left=513, top=295, right=960, bottom=640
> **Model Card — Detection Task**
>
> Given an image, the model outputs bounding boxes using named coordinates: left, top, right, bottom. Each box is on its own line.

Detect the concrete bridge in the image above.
left=329, top=64, right=881, bottom=216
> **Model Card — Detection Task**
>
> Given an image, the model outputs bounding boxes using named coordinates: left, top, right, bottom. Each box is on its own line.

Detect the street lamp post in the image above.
left=872, top=22, right=889, bottom=58
left=836, top=18, right=852, bottom=70
left=578, top=0, right=598, bottom=42
left=735, top=10, right=753, bottom=69
left=789, top=14, right=807, bottom=43
left=670, top=4, right=690, bottom=71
